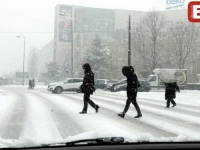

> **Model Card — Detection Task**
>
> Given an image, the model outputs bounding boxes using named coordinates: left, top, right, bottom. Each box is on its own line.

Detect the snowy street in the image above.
left=0, top=85, right=200, bottom=147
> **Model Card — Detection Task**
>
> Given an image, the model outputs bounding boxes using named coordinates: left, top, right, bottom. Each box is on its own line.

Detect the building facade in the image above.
left=53, top=5, right=199, bottom=81
left=37, top=39, right=54, bottom=81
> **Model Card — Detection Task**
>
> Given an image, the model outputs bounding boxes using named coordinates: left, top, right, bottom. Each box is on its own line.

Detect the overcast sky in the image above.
left=0, top=0, right=192, bottom=77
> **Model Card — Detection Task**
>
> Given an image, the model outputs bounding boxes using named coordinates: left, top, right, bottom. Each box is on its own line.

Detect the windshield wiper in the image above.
left=66, top=137, right=124, bottom=145
left=42, top=137, right=124, bottom=147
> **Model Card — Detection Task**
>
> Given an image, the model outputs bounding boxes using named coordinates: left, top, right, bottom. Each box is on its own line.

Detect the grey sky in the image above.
left=0, top=0, right=191, bottom=76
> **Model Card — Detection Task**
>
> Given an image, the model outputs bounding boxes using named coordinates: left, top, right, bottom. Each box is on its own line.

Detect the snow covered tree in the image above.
left=83, top=34, right=110, bottom=79
left=167, top=22, right=200, bottom=69
left=28, top=47, right=38, bottom=79
left=45, top=61, right=60, bottom=82
left=58, top=58, right=71, bottom=80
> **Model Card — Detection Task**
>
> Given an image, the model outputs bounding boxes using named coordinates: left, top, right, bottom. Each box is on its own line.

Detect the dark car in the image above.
left=94, top=79, right=109, bottom=90
left=109, top=79, right=120, bottom=83
left=113, top=80, right=151, bottom=92
left=107, top=79, right=127, bottom=92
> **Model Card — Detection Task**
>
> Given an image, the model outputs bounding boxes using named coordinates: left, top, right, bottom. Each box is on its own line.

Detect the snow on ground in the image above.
left=68, top=93, right=200, bottom=137
left=0, top=86, right=199, bottom=148
left=22, top=94, right=62, bottom=145
left=0, top=90, right=17, bottom=137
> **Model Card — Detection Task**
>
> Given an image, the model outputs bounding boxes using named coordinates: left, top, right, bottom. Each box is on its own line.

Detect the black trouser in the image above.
left=123, top=97, right=142, bottom=114
left=82, top=92, right=96, bottom=112
left=166, top=99, right=176, bottom=107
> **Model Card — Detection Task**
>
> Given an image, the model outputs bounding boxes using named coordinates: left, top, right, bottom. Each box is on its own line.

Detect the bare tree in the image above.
left=167, top=22, right=200, bottom=69
left=28, top=47, right=38, bottom=79
left=132, top=10, right=166, bottom=74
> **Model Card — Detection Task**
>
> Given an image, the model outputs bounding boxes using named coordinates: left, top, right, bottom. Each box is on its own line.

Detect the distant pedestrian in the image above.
left=165, top=82, right=180, bottom=108
left=118, top=66, right=142, bottom=118
left=32, top=79, right=35, bottom=89
left=28, top=80, right=32, bottom=89
left=79, top=63, right=100, bottom=114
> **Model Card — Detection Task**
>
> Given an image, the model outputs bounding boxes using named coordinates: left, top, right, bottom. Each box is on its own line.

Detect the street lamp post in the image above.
left=16, top=34, right=25, bottom=86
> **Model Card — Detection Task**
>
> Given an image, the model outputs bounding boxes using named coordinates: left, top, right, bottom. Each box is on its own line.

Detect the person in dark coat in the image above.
left=165, top=82, right=180, bottom=108
left=118, top=66, right=142, bottom=118
left=32, top=79, right=35, bottom=89
left=79, top=63, right=100, bottom=114
left=28, top=79, right=32, bottom=89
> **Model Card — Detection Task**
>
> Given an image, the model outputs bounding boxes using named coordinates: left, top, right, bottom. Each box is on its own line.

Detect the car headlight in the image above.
left=110, top=85, right=113, bottom=86
left=49, top=84, right=56, bottom=87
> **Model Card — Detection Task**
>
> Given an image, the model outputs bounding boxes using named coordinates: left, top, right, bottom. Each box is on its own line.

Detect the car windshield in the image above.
left=96, top=80, right=105, bottom=84
left=0, top=0, right=200, bottom=148
left=146, top=76, right=152, bottom=81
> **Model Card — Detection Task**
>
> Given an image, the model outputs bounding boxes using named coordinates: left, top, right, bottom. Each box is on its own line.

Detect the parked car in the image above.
left=107, top=79, right=127, bottom=92
left=94, top=79, right=109, bottom=90
left=113, top=80, right=151, bottom=92
left=48, top=78, right=83, bottom=94
left=108, top=79, right=120, bottom=83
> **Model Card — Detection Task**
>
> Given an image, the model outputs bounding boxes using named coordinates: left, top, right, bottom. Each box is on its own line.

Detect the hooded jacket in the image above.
left=165, top=82, right=180, bottom=100
left=80, top=63, right=95, bottom=94
left=122, top=66, right=141, bottom=98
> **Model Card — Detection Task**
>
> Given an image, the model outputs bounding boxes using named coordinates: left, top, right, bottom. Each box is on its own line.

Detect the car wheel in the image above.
left=110, top=87, right=114, bottom=92
left=103, top=87, right=107, bottom=91
left=55, top=87, right=62, bottom=94
left=144, top=87, right=149, bottom=92
left=76, top=89, right=81, bottom=93
left=52, top=90, right=56, bottom=94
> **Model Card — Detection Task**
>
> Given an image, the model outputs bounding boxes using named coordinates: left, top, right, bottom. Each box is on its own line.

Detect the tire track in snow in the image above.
left=88, top=94, right=200, bottom=136
left=1, top=90, right=27, bottom=140
left=0, top=89, right=17, bottom=139
left=55, top=93, right=176, bottom=138
left=27, top=89, right=200, bottom=138
left=95, top=92, right=200, bottom=110
left=65, top=94, right=200, bottom=137
left=94, top=93, right=200, bottom=115
left=26, top=91, right=84, bottom=139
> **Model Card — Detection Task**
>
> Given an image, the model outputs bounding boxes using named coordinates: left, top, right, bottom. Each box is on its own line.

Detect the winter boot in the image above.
left=95, top=105, right=100, bottom=113
left=165, top=100, right=170, bottom=108
left=134, top=103, right=142, bottom=118
left=134, top=114, right=142, bottom=118
left=171, top=99, right=176, bottom=107
left=79, top=111, right=87, bottom=114
left=118, top=112, right=125, bottom=118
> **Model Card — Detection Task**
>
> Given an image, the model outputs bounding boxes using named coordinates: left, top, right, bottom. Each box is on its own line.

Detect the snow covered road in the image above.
left=0, top=86, right=200, bottom=147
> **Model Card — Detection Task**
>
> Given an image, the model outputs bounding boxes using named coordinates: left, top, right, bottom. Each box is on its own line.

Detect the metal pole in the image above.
left=71, top=7, right=73, bottom=78
left=23, top=37, right=25, bottom=86
left=128, top=15, right=131, bottom=66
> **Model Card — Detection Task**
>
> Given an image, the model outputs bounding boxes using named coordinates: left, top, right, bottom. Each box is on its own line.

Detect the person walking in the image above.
left=165, top=82, right=180, bottom=108
left=118, top=66, right=142, bottom=118
left=32, top=79, right=35, bottom=89
left=28, top=79, right=32, bottom=89
left=79, top=63, right=100, bottom=114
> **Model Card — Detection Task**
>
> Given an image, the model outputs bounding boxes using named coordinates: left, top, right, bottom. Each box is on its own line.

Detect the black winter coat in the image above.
left=126, top=73, right=141, bottom=98
left=165, top=82, right=180, bottom=100
left=80, top=71, right=95, bottom=94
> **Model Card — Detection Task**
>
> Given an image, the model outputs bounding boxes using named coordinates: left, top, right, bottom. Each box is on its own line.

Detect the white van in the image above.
left=147, top=69, right=187, bottom=89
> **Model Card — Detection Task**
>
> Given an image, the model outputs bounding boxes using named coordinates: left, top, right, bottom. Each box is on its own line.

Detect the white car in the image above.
left=48, top=78, right=83, bottom=94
